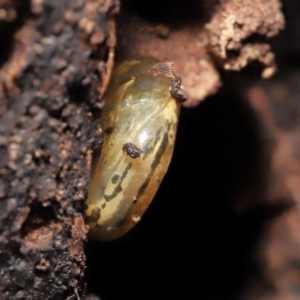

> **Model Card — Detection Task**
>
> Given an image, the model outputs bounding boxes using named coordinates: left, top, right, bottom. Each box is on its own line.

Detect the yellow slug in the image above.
left=85, top=58, right=187, bottom=241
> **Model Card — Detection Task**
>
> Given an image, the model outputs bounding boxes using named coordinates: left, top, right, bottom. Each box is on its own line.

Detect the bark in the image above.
left=0, top=0, right=119, bottom=299
left=2, top=0, right=300, bottom=300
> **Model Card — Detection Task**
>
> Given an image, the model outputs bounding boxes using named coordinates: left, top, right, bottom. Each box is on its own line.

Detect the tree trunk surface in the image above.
left=2, top=0, right=300, bottom=300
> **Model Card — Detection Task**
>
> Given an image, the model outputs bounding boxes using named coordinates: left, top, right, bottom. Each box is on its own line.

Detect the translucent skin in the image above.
left=85, top=58, right=181, bottom=241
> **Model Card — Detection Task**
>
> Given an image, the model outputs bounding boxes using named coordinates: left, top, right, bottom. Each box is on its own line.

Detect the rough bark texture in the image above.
left=2, top=0, right=300, bottom=300
left=205, top=0, right=284, bottom=78
left=0, top=0, right=119, bottom=299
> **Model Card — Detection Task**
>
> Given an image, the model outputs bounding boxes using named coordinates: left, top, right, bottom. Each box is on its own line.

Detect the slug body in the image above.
left=85, top=58, right=187, bottom=241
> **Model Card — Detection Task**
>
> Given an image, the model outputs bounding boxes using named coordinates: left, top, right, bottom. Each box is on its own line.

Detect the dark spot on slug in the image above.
left=103, top=163, right=132, bottom=201
left=85, top=207, right=101, bottom=223
left=122, top=143, right=143, bottom=158
left=170, top=76, right=188, bottom=102
left=141, top=127, right=163, bottom=159
left=111, top=174, right=120, bottom=184
left=137, top=131, right=169, bottom=199
left=101, top=203, right=106, bottom=209
left=104, top=185, right=122, bottom=202
left=105, top=126, right=115, bottom=134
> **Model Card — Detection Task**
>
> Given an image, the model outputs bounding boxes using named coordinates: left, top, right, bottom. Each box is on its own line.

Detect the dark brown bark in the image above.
left=2, top=0, right=300, bottom=300
left=0, top=0, right=119, bottom=299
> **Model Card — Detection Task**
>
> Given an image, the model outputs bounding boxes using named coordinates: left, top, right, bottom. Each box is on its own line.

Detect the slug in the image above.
left=85, top=58, right=187, bottom=241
